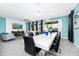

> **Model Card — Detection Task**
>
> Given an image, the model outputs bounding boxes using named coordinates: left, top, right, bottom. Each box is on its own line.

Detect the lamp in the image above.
left=19, top=29, right=23, bottom=32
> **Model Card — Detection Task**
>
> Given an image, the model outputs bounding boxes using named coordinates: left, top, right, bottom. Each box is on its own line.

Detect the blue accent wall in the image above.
left=26, top=22, right=29, bottom=32
left=74, top=29, right=79, bottom=47
left=0, top=17, right=6, bottom=33
left=51, top=16, right=68, bottom=39
left=61, top=16, right=68, bottom=39
left=73, top=4, right=79, bottom=47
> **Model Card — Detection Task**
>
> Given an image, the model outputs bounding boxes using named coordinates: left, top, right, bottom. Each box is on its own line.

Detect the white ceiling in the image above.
left=0, top=3, right=77, bottom=21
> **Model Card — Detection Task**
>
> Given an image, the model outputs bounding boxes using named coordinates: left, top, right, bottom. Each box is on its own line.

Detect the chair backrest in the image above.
left=35, top=32, right=39, bottom=35
left=23, top=36, right=35, bottom=55
left=54, top=33, right=61, bottom=52
left=28, top=32, right=34, bottom=36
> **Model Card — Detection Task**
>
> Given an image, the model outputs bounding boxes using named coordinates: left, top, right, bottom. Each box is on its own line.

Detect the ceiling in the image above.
left=0, top=3, right=77, bottom=21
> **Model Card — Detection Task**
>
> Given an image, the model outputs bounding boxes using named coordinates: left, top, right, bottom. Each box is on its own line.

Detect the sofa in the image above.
left=0, top=33, right=15, bottom=41
left=11, top=31, right=25, bottom=36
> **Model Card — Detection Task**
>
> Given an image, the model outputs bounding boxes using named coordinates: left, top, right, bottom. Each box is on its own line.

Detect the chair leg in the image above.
left=57, top=48, right=61, bottom=53
left=38, top=50, right=46, bottom=56
left=45, top=51, right=56, bottom=56
left=44, top=52, right=47, bottom=56
left=41, top=51, right=45, bottom=56
left=38, top=50, right=57, bottom=56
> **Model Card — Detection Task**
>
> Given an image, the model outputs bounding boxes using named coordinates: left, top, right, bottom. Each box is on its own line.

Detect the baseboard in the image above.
left=61, top=37, right=68, bottom=40
left=74, top=43, right=79, bottom=48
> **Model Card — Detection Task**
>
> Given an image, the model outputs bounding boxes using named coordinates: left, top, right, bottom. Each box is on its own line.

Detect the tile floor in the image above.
left=0, top=37, right=79, bottom=56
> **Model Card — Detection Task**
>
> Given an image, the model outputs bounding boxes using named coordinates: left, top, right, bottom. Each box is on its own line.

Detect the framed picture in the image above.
left=74, top=19, right=79, bottom=29
left=12, top=23, right=23, bottom=29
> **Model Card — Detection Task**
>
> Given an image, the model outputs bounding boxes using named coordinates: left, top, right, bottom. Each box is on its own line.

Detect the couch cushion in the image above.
left=2, top=32, right=9, bottom=35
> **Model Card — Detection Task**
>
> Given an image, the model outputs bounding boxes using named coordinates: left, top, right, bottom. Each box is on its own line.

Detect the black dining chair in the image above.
left=49, top=32, right=61, bottom=53
left=28, top=32, right=34, bottom=36
left=50, top=33, right=61, bottom=52
left=35, top=32, right=39, bottom=35
left=23, top=36, right=41, bottom=56
left=45, top=32, right=61, bottom=56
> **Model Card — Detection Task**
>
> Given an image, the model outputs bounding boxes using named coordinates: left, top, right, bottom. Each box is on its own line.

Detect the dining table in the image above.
left=33, top=32, right=57, bottom=51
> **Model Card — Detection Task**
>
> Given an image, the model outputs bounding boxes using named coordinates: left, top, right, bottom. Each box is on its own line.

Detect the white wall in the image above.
left=6, top=17, right=26, bottom=34
left=58, top=19, right=62, bottom=32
